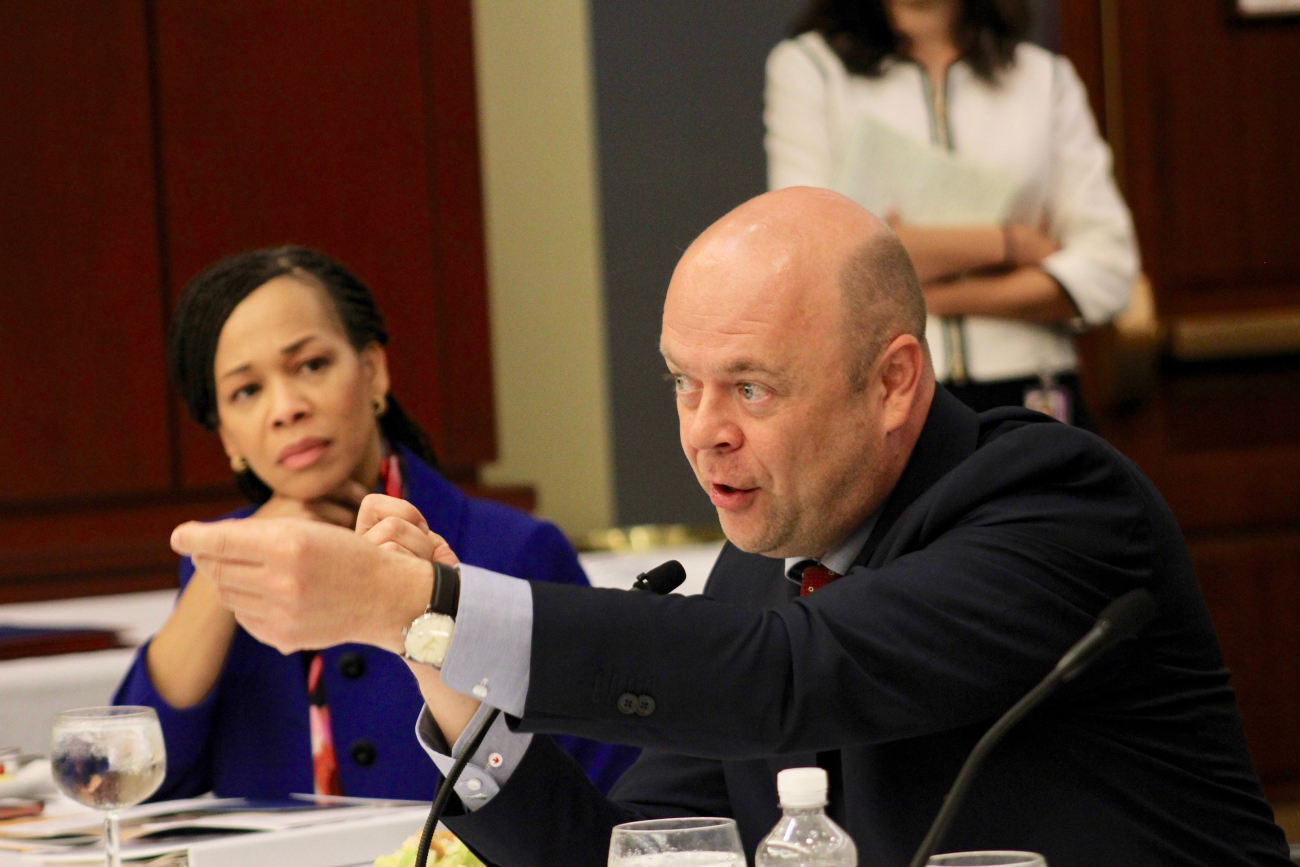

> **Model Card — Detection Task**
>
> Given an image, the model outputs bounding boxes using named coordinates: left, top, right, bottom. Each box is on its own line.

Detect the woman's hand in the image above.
left=252, top=479, right=370, bottom=528
left=887, top=212, right=1060, bottom=282
left=923, top=266, right=1079, bottom=322
left=355, top=494, right=459, bottom=565
left=1003, top=222, right=1060, bottom=268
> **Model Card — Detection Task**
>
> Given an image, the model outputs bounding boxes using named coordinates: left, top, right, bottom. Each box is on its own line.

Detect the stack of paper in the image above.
left=833, top=114, right=1016, bottom=225
left=0, top=797, right=429, bottom=867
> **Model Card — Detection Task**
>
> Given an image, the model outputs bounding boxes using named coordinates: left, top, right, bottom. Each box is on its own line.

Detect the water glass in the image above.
left=929, top=853, right=1047, bottom=867
left=609, top=817, right=746, bottom=867
left=51, top=706, right=166, bottom=867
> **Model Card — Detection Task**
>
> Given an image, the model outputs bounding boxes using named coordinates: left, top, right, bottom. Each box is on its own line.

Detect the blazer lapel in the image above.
left=855, top=385, right=980, bottom=567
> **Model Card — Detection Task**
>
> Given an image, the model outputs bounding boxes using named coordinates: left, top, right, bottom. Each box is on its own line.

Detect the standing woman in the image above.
left=115, top=246, right=639, bottom=799
left=765, top=0, right=1139, bottom=425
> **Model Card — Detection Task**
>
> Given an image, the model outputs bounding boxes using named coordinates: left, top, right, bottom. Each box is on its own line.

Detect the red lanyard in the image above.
left=307, top=452, right=405, bottom=795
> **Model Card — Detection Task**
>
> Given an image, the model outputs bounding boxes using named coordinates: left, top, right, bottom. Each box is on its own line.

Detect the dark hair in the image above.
left=840, top=231, right=928, bottom=390
left=167, top=245, right=438, bottom=503
left=791, top=0, right=1029, bottom=82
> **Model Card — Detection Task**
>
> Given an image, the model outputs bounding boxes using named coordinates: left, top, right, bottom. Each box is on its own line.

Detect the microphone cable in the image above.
left=413, top=559, right=687, bottom=867
left=908, top=588, right=1158, bottom=867
left=414, top=706, right=500, bottom=867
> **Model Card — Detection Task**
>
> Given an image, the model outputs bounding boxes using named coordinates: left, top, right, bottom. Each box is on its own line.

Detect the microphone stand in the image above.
left=412, top=560, right=687, bottom=867
left=906, top=666, right=1063, bottom=867
left=907, top=588, right=1157, bottom=867
left=414, top=707, right=500, bottom=867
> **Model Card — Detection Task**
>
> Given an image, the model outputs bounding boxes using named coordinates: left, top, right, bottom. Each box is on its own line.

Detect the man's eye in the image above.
left=671, top=374, right=694, bottom=393
left=739, top=383, right=765, bottom=401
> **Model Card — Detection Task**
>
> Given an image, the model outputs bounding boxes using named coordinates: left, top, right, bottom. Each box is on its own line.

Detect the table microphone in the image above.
left=907, top=588, right=1159, bottom=867
left=414, top=559, right=688, bottom=867
left=633, top=559, right=687, bottom=595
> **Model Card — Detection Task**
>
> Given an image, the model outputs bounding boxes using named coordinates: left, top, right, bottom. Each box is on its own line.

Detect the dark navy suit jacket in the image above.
left=114, top=446, right=639, bottom=799
left=441, top=387, right=1289, bottom=867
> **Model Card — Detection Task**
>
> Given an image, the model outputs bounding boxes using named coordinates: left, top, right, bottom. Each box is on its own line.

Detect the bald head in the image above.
left=670, top=187, right=927, bottom=389
left=662, top=188, right=935, bottom=558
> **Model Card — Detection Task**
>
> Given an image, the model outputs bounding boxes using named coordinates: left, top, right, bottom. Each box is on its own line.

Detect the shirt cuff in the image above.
left=414, top=705, right=534, bottom=811
left=438, top=564, right=533, bottom=718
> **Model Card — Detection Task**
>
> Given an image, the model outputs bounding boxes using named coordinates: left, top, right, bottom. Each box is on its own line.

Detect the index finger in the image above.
left=170, top=519, right=271, bottom=563
left=355, top=494, right=431, bottom=536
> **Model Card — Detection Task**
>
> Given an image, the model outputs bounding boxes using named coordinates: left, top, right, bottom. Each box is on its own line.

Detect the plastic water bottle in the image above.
left=755, top=767, right=858, bottom=867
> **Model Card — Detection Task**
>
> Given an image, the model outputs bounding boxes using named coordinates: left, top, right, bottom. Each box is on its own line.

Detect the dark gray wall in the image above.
left=591, top=1, right=1059, bottom=527
left=591, top=0, right=802, bottom=526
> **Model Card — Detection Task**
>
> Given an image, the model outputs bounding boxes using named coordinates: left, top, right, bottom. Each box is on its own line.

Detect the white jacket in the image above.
left=765, top=32, right=1139, bottom=383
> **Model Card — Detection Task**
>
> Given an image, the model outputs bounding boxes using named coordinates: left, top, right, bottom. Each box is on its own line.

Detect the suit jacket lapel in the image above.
left=854, top=385, right=980, bottom=567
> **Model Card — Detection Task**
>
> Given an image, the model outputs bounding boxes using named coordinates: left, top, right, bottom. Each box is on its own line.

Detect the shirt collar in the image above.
left=783, top=509, right=881, bottom=583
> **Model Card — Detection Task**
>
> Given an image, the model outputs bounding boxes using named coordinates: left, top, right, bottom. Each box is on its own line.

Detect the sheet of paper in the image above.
left=0, top=797, right=416, bottom=844
left=833, top=113, right=1016, bottom=225
left=0, top=798, right=236, bottom=840
left=34, top=807, right=429, bottom=867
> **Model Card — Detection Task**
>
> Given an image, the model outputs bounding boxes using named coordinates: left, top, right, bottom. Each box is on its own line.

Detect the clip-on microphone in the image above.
left=413, top=560, right=687, bottom=867
left=907, top=588, right=1159, bottom=867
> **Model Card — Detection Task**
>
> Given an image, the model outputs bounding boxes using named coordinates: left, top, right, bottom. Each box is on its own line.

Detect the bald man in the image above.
left=174, top=189, right=1289, bottom=866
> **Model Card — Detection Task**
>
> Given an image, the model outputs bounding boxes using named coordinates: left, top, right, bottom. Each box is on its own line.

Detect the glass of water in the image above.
left=929, top=853, right=1046, bottom=866
left=609, top=817, right=746, bottom=867
left=51, top=706, right=166, bottom=867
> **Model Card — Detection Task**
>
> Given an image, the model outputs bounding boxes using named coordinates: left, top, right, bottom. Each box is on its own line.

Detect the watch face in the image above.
left=405, top=613, right=454, bottom=667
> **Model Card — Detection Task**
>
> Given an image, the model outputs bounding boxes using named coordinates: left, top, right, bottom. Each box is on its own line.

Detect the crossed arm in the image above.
left=888, top=217, right=1080, bottom=323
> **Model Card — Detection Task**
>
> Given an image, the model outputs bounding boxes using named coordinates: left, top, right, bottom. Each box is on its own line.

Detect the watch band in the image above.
left=430, top=562, right=460, bottom=618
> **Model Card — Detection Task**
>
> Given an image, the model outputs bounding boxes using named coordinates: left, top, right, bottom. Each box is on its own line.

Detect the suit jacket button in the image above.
left=350, top=739, right=377, bottom=767
left=617, top=693, right=638, bottom=715
left=636, top=695, right=656, bottom=717
left=338, top=652, right=366, bottom=679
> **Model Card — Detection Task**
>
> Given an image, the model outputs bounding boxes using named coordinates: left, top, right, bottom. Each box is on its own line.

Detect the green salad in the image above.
left=375, top=831, right=484, bottom=867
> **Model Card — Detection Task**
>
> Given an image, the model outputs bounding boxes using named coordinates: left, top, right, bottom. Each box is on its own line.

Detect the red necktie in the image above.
left=800, top=563, right=840, bottom=597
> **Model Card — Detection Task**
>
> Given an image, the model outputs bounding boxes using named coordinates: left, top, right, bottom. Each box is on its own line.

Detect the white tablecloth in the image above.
left=0, top=591, right=176, bottom=755
left=0, top=544, right=724, bottom=755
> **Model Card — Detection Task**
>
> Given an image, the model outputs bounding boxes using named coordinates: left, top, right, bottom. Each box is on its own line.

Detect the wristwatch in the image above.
left=403, top=561, right=460, bottom=668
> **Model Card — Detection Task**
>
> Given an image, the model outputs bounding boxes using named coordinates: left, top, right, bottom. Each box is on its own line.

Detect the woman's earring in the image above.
left=231, top=455, right=249, bottom=473
left=373, top=395, right=387, bottom=417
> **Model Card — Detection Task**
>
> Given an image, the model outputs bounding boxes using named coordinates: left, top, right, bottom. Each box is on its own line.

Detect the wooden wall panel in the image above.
left=1098, top=358, right=1300, bottom=788
left=151, top=0, right=496, bottom=480
left=0, top=1, right=172, bottom=503
left=1116, top=1, right=1300, bottom=316
left=0, top=492, right=244, bottom=602
left=154, top=0, right=456, bottom=486
left=1194, top=531, right=1300, bottom=783
left=1064, top=2, right=1300, bottom=788
left=1058, top=0, right=1104, bottom=134
left=417, top=0, right=496, bottom=471
left=0, top=1, right=498, bottom=603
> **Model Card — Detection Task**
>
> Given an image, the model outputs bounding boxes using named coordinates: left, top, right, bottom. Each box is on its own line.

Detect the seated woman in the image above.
left=115, top=246, right=639, bottom=799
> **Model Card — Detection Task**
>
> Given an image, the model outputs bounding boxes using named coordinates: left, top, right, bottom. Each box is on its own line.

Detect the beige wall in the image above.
left=471, top=0, right=614, bottom=536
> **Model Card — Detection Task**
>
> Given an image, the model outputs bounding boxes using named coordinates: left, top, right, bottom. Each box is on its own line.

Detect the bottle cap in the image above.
left=776, top=767, right=828, bottom=808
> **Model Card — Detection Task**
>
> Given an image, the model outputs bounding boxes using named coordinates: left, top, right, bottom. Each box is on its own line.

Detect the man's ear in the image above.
left=877, top=334, right=925, bottom=434
left=360, top=343, right=391, bottom=404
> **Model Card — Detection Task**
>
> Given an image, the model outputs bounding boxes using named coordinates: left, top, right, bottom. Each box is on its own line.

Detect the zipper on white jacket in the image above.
left=919, top=63, right=970, bottom=387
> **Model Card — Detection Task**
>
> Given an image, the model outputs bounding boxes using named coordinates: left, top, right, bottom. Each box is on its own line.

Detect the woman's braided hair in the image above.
left=167, top=245, right=437, bottom=503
